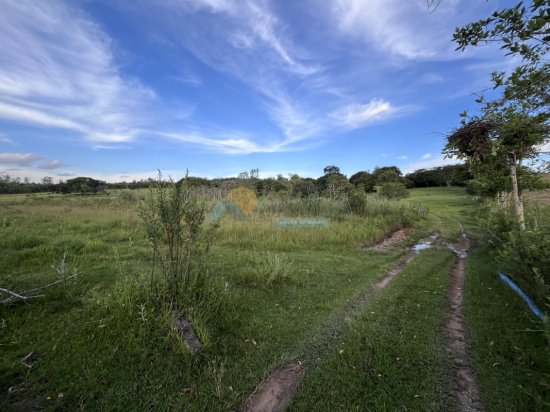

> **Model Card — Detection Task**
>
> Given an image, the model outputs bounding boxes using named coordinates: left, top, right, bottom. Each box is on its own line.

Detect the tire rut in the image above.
left=241, top=236, right=433, bottom=412
left=446, top=228, right=484, bottom=412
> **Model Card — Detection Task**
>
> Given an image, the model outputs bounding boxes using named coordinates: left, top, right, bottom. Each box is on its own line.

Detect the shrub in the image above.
left=378, top=182, right=409, bottom=200
left=139, top=172, right=217, bottom=305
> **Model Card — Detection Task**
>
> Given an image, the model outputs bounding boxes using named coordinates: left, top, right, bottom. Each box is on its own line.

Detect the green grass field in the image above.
left=1, top=188, right=548, bottom=411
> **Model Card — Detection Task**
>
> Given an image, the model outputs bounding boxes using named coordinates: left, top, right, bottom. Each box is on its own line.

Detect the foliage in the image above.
left=372, top=166, right=402, bottom=184
left=323, top=165, right=341, bottom=175
left=139, top=173, right=217, bottom=304
left=476, top=199, right=550, bottom=341
left=453, top=0, right=549, bottom=117
left=58, top=177, right=107, bottom=194
left=349, top=171, right=376, bottom=193
left=406, top=164, right=472, bottom=188
left=378, top=182, right=409, bottom=200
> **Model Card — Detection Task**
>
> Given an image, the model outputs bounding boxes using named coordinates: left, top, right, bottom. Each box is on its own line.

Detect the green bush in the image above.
left=139, top=173, right=217, bottom=306
left=378, top=182, right=409, bottom=200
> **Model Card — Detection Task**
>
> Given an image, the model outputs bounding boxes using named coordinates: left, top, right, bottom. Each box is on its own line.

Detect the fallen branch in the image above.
left=1, top=272, right=80, bottom=305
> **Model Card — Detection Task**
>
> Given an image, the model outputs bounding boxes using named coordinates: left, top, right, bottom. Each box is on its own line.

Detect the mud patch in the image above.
left=411, top=233, right=439, bottom=253
left=173, top=315, right=202, bottom=354
left=363, top=229, right=409, bottom=252
left=243, top=363, right=305, bottom=412
left=446, top=232, right=483, bottom=411
left=445, top=232, right=470, bottom=258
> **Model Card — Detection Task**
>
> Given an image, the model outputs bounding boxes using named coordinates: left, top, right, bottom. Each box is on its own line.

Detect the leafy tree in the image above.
left=373, top=166, right=402, bottom=184
left=323, top=165, right=341, bottom=176
left=453, top=0, right=549, bottom=117
left=406, top=165, right=472, bottom=189
left=349, top=171, right=376, bottom=193
left=60, top=177, right=106, bottom=194
left=324, top=173, right=353, bottom=200
left=448, top=0, right=549, bottom=230
left=446, top=110, right=548, bottom=229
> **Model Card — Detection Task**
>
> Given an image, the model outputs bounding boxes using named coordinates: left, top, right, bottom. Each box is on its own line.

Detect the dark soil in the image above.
left=242, top=363, right=305, bottom=412
left=446, top=232, right=484, bottom=411
left=363, top=229, right=409, bottom=252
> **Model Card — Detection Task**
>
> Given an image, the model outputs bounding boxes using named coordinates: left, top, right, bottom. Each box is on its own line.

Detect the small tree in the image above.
left=139, top=172, right=216, bottom=304
left=445, top=110, right=548, bottom=230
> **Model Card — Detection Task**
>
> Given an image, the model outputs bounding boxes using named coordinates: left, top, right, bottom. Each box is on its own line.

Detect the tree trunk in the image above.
left=509, top=163, right=526, bottom=231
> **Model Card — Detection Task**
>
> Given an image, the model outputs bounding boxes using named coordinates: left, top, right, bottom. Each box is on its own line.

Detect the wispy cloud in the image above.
left=422, top=153, right=432, bottom=159
left=0, top=133, right=16, bottom=145
left=330, top=99, right=395, bottom=129
left=37, top=159, right=65, bottom=170
left=397, top=155, right=408, bottom=160
left=115, top=0, right=417, bottom=152
left=157, top=130, right=292, bottom=154
left=171, top=73, right=202, bottom=87
left=327, top=0, right=496, bottom=62
left=0, top=152, right=41, bottom=166
left=0, top=1, right=155, bottom=143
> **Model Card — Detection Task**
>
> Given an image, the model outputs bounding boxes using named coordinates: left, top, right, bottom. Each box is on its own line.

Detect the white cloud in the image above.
left=92, top=144, right=132, bottom=151
left=328, top=0, right=495, bottom=62
left=330, top=0, right=445, bottom=59
left=402, top=155, right=463, bottom=174
left=397, top=155, right=408, bottom=160
left=421, top=74, right=445, bottom=84
left=87, top=132, right=138, bottom=143
left=171, top=73, right=202, bottom=86
left=0, top=152, right=41, bottom=166
left=0, top=133, right=16, bottom=145
left=0, top=168, right=188, bottom=183
left=0, top=102, right=83, bottom=131
left=380, top=153, right=387, bottom=158
left=0, top=1, right=155, bottom=143
left=536, top=141, right=550, bottom=153
left=331, top=99, right=395, bottom=129
left=158, top=130, right=287, bottom=154
left=37, top=159, right=64, bottom=169
left=422, top=153, right=432, bottom=159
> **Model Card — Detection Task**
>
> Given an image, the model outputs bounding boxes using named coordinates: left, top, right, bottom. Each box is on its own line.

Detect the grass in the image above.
left=411, top=187, right=550, bottom=411
left=0, top=190, right=422, bottom=410
left=464, top=251, right=550, bottom=411
left=288, top=248, right=455, bottom=411
left=0, top=187, right=548, bottom=410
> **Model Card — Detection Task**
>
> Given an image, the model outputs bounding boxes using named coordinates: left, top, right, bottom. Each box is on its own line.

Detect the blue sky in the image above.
left=0, top=0, right=518, bottom=182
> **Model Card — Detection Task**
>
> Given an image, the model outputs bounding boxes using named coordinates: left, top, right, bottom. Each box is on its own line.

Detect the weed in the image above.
left=139, top=172, right=217, bottom=305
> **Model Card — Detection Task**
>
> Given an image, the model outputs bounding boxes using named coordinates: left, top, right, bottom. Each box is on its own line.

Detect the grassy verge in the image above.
left=288, top=248, right=455, bottom=411
left=464, top=250, right=550, bottom=411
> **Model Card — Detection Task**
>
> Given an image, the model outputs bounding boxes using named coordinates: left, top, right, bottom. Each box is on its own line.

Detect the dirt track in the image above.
left=446, top=230, right=484, bottom=412
left=242, top=236, right=425, bottom=412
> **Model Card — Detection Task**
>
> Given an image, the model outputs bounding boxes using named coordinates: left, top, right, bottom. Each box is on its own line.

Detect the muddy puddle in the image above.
left=411, top=233, right=439, bottom=253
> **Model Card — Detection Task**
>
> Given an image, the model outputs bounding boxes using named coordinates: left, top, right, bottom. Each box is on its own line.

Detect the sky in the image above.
left=0, top=0, right=519, bottom=182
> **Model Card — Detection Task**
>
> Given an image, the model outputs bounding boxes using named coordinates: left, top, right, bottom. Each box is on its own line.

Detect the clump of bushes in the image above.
left=378, top=182, right=409, bottom=200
